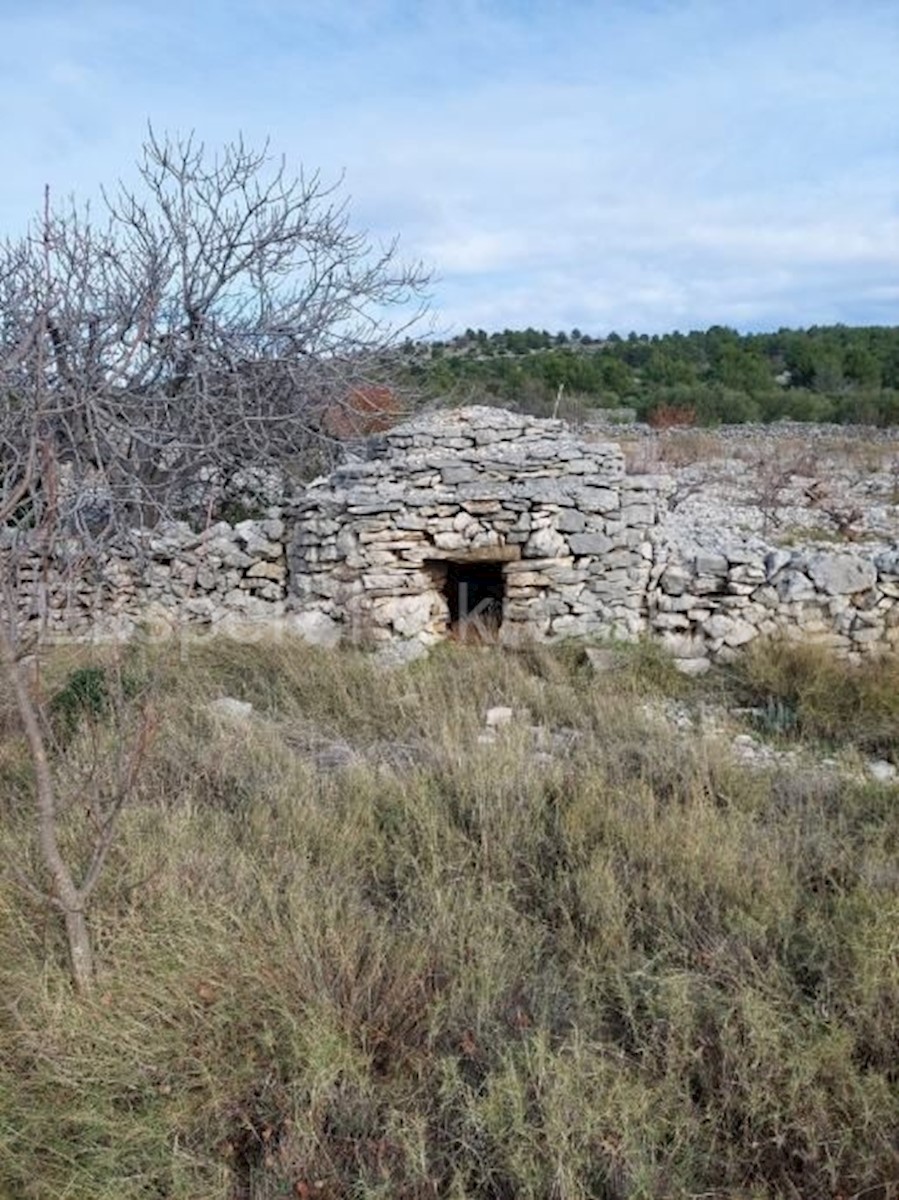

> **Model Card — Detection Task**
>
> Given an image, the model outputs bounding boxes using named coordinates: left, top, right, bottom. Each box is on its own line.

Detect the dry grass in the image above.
left=620, top=426, right=899, bottom=476
left=1, top=638, right=898, bottom=1198
left=732, top=638, right=899, bottom=759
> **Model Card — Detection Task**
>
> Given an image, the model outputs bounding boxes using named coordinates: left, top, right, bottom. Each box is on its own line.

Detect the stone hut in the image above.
left=287, top=406, right=663, bottom=648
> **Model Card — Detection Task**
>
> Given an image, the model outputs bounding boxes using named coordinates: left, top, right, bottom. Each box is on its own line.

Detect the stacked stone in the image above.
left=139, top=516, right=288, bottom=635
left=9, top=405, right=899, bottom=665
left=0, top=514, right=289, bottom=643
left=287, top=406, right=664, bottom=647
left=651, top=545, right=899, bottom=672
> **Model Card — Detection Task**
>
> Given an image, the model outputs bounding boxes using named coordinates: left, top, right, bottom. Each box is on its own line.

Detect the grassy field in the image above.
left=1, top=637, right=897, bottom=1199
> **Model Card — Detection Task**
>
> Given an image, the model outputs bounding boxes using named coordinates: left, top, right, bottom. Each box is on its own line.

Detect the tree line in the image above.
left=406, top=323, right=899, bottom=425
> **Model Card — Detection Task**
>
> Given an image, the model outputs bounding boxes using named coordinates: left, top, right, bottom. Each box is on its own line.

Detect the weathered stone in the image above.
left=185, top=597, right=216, bottom=619
left=654, top=612, right=690, bottom=630
left=18, top=406, right=899, bottom=665
left=379, top=593, right=437, bottom=637
left=867, top=759, right=897, bottom=783
left=765, top=549, right=793, bottom=579
left=776, top=570, right=817, bottom=602
left=568, top=532, right=613, bottom=556
left=875, top=549, right=899, bottom=577
left=245, top=560, right=287, bottom=581
left=433, top=530, right=467, bottom=552
left=290, top=610, right=342, bottom=647
left=557, top=509, right=586, bottom=534
left=807, top=553, right=877, bottom=596
left=206, top=539, right=255, bottom=569
left=362, top=571, right=421, bottom=592
left=659, top=566, right=691, bottom=596
left=696, top=549, right=729, bottom=573
left=525, top=526, right=568, bottom=558
left=620, top=504, right=655, bottom=526
left=208, top=696, right=254, bottom=722
left=660, top=632, right=708, bottom=659
left=462, top=499, right=503, bottom=516
left=674, top=657, right=712, bottom=676
left=705, top=614, right=757, bottom=646
left=574, top=486, right=619, bottom=513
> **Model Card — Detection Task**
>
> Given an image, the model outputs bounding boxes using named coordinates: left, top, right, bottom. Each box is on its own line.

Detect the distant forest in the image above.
left=402, top=324, right=899, bottom=426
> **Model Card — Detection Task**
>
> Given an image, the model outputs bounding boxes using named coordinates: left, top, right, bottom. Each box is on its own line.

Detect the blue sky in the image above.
left=0, top=0, right=897, bottom=337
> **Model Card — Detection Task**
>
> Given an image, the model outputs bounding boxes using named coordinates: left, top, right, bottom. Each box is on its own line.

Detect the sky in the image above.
left=0, top=0, right=897, bottom=338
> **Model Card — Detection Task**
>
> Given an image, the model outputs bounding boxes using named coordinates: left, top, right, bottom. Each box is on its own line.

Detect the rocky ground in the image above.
left=604, top=420, right=899, bottom=557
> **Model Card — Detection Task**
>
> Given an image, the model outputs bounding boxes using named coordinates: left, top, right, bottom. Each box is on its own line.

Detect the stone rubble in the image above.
left=639, top=696, right=898, bottom=784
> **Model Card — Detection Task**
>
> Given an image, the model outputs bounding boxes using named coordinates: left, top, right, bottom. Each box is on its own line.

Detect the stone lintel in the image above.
left=425, top=545, right=522, bottom=564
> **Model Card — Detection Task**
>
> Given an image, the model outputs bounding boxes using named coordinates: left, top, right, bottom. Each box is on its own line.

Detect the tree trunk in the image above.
left=64, top=908, right=94, bottom=994
left=0, top=615, right=95, bottom=993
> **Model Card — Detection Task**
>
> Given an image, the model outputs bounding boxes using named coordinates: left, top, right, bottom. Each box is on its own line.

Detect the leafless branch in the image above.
left=0, top=129, right=430, bottom=991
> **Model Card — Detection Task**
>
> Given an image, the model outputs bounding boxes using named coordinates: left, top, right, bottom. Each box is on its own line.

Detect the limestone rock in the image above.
left=290, top=610, right=342, bottom=647
left=673, top=657, right=712, bottom=676
left=568, top=532, right=613, bottom=557
left=208, top=696, right=253, bottom=723
left=525, top=526, right=568, bottom=558
left=807, top=553, right=877, bottom=596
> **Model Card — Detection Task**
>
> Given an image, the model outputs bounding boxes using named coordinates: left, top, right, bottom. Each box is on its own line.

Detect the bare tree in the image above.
left=2, top=128, right=429, bottom=518
left=0, top=131, right=430, bottom=991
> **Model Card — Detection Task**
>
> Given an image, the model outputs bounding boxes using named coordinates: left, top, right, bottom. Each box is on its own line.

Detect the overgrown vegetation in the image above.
left=1, top=638, right=898, bottom=1198
left=407, top=323, right=899, bottom=427
left=733, top=639, right=899, bottom=759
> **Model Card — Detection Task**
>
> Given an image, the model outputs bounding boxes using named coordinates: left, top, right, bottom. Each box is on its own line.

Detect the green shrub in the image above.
left=49, top=665, right=111, bottom=735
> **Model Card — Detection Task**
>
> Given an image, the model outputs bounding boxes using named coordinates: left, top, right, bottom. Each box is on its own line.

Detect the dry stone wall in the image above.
left=4, top=405, right=899, bottom=664
left=2, top=515, right=289, bottom=644
left=651, top=544, right=899, bottom=672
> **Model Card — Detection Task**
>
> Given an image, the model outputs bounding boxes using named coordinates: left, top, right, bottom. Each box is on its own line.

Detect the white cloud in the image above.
left=0, top=0, right=896, bottom=334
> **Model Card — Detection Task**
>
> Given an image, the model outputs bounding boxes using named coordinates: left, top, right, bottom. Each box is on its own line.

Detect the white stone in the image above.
left=245, top=560, right=286, bottom=581
left=674, top=657, right=712, bottom=676
left=290, top=610, right=342, bottom=647
left=208, top=696, right=253, bottom=722
left=382, top=592, right=436, bottom=637
left=807, top=553, right=877, bottom=596
left=525, top=526, right=568, bottom=558
left=433, top=530, right=467, bottom=552
left=867, top=759, right=897, bottom=783
left=660, top=632, right=708, bottom=659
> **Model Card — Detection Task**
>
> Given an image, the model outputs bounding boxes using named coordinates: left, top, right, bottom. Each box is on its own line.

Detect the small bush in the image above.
left=646, top=403, right=697, bottom=429
left=50, top=665, right=111, bottom=735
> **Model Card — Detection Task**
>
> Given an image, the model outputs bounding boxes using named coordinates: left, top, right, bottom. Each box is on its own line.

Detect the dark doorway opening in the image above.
left=443, top=560, right=505, bottom=640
